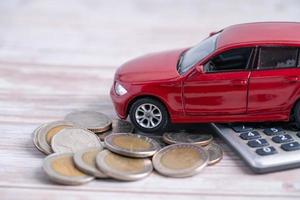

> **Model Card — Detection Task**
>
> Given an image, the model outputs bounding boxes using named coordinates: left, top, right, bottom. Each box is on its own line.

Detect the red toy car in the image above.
left=111, top=22, right=300, bottom=133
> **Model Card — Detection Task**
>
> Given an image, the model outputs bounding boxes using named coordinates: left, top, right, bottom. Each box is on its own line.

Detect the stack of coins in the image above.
left=33, top=111, right=223, bottom=185
left=162, top=131, right=223, bottom=166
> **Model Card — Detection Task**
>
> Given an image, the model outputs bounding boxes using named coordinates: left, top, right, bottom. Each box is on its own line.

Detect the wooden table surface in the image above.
left=1, top=1, right=300, bottom=199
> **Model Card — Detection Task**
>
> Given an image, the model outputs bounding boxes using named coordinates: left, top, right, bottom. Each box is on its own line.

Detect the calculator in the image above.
left=211, top=122, right=300, bottom=173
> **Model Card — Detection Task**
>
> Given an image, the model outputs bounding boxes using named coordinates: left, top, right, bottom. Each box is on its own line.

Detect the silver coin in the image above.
left=96, top=150, right=153, bottom=181
left=43, top=153, right=94, bottom=185
left=51, top=128, right=102, bottom=153
left=37, top=121, right=75, bottom=155
left=104, top=133, right=160, bottom=158
left=73, top=147, right=108, bottom=178
left=163, top=131, right=213, bottom=146
left=65, top=111, right=112, bottom=133
left=32, top=124, right=48, bottom=154
left=204, top=143, right=223, bottom=166
left=98, top=119, right=134, bottom=141
left=152, top=143, right=209, bottom=177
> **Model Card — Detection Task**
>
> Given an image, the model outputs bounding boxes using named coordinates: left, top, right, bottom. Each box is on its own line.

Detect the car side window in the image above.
left=258, top=47, right=298, bottom=69
left=204, top=48, right=253, bottom=73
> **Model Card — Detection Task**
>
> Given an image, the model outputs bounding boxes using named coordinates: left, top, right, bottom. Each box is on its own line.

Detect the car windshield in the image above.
left=178, top=33, right=220, bottom=74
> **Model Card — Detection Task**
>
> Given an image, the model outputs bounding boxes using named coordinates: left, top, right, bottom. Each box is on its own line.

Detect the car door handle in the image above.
left=231, top=79, right=248, bottom=86
left=286, top=76, right=300, bottom=83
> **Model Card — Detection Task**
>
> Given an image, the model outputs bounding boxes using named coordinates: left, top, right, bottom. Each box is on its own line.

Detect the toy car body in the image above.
left=111, top=22, right=300, bottom=133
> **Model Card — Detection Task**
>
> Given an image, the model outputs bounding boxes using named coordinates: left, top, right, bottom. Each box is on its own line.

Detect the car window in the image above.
left=204, top=47, right=253, bottom=72
left=258, top=47, right=298, bottom=69
left=178, top=33, right=220, bottom=74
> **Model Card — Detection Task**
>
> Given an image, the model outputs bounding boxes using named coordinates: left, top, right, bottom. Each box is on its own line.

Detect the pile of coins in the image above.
left=33, top=111, right=223, bottom=185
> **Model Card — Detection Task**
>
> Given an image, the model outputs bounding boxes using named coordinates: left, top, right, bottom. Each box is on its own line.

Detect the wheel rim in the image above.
left=135, top=103, right=162, bottom=129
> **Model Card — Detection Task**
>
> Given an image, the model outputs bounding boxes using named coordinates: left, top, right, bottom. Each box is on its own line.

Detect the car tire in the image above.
left=293, top=101, right=300, bottom=128
left=129, top=97, right=169, bottom=133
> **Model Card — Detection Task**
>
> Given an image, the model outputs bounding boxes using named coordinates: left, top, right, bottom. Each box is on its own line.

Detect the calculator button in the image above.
left=240, top=131, right=261, bottom=140
left=263, top=127, right=284, bottom=136
left=247, top=139, right=269, bottom=148
left=231, top=125, right=253, bottom=133
left=281, top=142, right=300, bottom=151
left=272, top=134, right=293, bottom=143
left=256, top=146, right=277, bottom=156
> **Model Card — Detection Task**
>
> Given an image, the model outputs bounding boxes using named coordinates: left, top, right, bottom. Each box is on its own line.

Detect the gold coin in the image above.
left=204, top=143, right=223, bottom=165
left=163, top=131, right=213, bottom=146
left=96, top=150, right=153, bottom=181
left=105, top=152, right=145, bottom=172
left=152, top=143, right=208, bottom=177
left=73, top=147, right=108, bottom=178
left=83, top=150, right=98, bottom=167
left=43, top=153, right=94, bottom=185
left=37, top=121, right=75, bottom=154
left=113, top=135, right=151, bottom=150
left=98, top=119, right=134, bottom=140
left=46, top=125, right=71, bottom=144
left=52, top=156, right=85, bottom=177
left=104, top=133, right=160, bottom=158
left=161, top=147, right=201, bottom=170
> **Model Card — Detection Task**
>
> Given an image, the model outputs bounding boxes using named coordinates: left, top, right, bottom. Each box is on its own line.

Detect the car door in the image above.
left=183, top=47, right=254, bottom=115
left=248, top=46, right=300, bottom=113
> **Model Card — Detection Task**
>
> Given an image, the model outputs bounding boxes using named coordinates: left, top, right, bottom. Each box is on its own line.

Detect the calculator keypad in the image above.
left=232, top=125, right=253, bottom=133
left=281, top=142, right=300, bottom=151
left=230, top=124, right=300, bottom=157
left=263, top=127, right=284, bottom=136
left=240, top=131, right=261, bottom=140
left=272, top=134, right=293, bottom=143
left=247, top=139, right=269, bottom=148
left=256, top=146, right=277, bottom=156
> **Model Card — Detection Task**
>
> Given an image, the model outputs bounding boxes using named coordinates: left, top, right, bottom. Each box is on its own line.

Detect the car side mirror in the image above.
left=196, top=65, right=204, bottom=73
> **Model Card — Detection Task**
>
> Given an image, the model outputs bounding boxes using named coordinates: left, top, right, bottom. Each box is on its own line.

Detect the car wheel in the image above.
left=293, top=101, right=300, bottom=128
left=129, top=97, right=169, bottom=133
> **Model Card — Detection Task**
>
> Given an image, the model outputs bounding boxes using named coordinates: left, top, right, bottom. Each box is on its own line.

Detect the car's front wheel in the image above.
left=129, top=97, right=169, bottom=133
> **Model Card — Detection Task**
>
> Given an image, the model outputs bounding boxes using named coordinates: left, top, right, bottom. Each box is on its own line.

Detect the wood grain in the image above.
left=1, top=0, right=300, bottom=199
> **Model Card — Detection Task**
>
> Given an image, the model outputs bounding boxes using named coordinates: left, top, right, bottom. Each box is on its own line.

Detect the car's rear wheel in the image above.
left=129, top=97, right=169, bottom=133
left=293, top=101, right=300, bottom=128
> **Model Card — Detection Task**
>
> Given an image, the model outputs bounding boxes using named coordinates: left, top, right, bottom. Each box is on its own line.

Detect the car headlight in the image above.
left=115, top=82, right=127, bottom=96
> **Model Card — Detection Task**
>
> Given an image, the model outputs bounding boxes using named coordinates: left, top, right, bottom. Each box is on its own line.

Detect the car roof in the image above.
left=216, top=22, right=300, bottom=49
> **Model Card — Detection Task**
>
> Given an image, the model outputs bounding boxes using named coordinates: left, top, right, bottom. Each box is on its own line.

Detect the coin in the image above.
left=147, top=136, right=168, bottom=148
left=32, top=124, right=48, bottom=154
left=37, top=121, right=75, bottom=154
left=104, top=133, right=160, bottom=158
left=51, top=128, right=102, bottom=153
left=204, top=143, right=223, bottom=166
left=96, top=150, right=153, bottom=181
left=163, top=131, right=213, bottom=146
left=43, top=153, right=94, bottom=185
left=135, top=131, right=169, bottom=147
left=152, top=143, right=209, bottom=177
left=73, top=147, right=108, bottom=178
left=137, top=134, right=167, bottom=148
left=65, top=111, right=112, bottom=133
left=98, top=119, right=134, bottom=141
